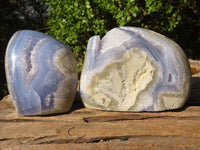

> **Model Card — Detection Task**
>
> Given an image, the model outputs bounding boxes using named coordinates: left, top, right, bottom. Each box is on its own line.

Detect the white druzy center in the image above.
left=85, top=49, right=158, bottom=111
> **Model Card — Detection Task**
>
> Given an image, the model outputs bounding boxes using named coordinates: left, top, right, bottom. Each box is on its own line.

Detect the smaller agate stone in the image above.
left=80, top=27, right=191, bottom=112
left=5, top=30, right=78, bottom=116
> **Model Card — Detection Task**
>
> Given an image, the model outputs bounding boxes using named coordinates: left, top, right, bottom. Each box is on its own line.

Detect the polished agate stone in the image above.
left=5, top=30, right=78, bottom=116
left=80, top=27, right=191, bottom=112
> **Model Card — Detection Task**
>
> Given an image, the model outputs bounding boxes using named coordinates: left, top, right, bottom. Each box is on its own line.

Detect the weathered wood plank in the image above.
left=0, top=74, right=200, bottom=149
left=189, top=59, right=200, bottom=74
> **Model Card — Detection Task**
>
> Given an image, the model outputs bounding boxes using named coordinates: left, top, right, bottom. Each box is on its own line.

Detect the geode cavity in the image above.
left=5, top=30, right=78, bottom=116
left=80, top=27, right=191, bottom=111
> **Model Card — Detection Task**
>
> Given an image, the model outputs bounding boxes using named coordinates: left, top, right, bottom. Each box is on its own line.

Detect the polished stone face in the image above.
left=5, top=30, right=78, bottom=116
left=80, top=27, right=191, bottom=111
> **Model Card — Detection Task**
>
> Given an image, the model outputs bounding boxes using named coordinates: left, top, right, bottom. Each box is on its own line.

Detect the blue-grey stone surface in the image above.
left=5, top=30, right=78, bottom=116
left=80, top=27, right=191, bottom=112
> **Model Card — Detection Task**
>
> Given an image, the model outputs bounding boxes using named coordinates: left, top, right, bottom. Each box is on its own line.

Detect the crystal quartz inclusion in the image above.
left=5, top=30, right=78, bottom=116
left=80, top=27, right=191, bottom=112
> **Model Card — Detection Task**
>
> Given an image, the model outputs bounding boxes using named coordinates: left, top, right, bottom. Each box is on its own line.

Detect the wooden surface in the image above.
left=1, top=73, right=200, bottom=149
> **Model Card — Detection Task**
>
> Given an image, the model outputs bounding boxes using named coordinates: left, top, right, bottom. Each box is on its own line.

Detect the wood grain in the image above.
left=1, top=67, right=200, bottom=149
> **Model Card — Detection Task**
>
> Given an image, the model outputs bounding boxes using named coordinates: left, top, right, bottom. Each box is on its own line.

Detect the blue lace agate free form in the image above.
left=80, top=27, right=191, bottom=112
left=5, top=30, right=78, bottom=116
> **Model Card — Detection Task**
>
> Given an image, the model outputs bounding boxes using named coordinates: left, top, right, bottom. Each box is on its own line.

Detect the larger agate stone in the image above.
left=80, top=27, right=191, bottom=112
left=5, top=30, right=78, bottom=116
